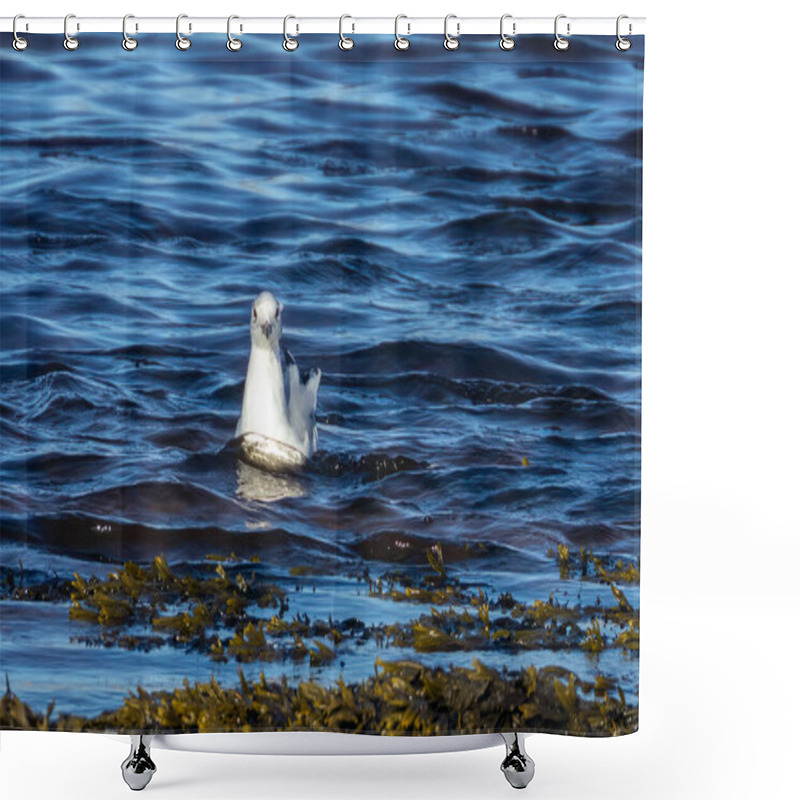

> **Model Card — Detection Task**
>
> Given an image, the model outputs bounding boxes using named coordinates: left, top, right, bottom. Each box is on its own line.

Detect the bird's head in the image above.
left=250, top=291, right=283, bottom=350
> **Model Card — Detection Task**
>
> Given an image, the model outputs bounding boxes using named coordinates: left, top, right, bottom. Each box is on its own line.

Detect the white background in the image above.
left=2, top=1, right=799, bottom=798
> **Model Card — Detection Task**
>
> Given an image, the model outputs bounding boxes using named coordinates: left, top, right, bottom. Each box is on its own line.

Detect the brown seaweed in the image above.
left=0, top=659, right=636, bottom=737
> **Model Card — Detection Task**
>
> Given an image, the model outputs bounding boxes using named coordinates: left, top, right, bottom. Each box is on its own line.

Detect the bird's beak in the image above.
left=263, top=322, right=273, bottom=338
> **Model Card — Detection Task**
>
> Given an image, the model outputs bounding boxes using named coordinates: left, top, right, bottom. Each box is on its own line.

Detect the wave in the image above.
left=429, top=209, right=558, bottom=254
left=292, top=137, right=435, bottom=173
left=497, top=196, right=637, bottom=227
left=235, top=213, right=342, bottom=241
left=328, top=372, right=637, bottom=430
left=497, top=123, right=576, bottom=143
left=280, top=257, right=400, bottom=288
left=424, top=166, right=560, bottom=190
left=324, top=339, right=600, bottom=387
left=0, top=359, right=76, bottom=383
left=419, top=82, right=588, bottom=121
left=569, top=299, right=642, bottom=327
left=349, top=528, right=509, bottom=566
left=0, top=134, right=187, bottom=162
left=0, top=451, right=112, bottom=482
left=0, top=512, right=348, bottom=566
left=311, top=451, right=427, bottom=483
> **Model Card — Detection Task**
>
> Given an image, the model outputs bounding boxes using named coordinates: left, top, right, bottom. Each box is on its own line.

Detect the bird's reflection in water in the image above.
left=236, top=460, right=307, bottom=503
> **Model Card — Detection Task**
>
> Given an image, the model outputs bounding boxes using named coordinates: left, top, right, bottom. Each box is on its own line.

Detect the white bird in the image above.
left=236, top=292, right=321, bottom=471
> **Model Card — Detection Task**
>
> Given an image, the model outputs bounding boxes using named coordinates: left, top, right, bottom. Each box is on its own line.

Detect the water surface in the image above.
left=0, top=34, right=643, bottom=718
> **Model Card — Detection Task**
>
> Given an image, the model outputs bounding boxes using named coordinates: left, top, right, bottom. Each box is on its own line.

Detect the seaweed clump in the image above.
left=0, top=658, right=636, bottom=737
left=68, top=555, right=286, bottom=628
left=366, top=544, right=639, bottom=657
left=547, top=545, right=640, bottom=585
left=67, top=556, right=293, bottom=655
left=0, top=542, right=640, bottom=738
left=7, top=542, right=639, bottom=665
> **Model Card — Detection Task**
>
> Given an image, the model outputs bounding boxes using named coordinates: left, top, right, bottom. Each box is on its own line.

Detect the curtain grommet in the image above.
left=12, top=15, right=29, bottom=51
left=554, top=15, right=571, bottom=51
left=63, top=13, right=80, bottom=51
left=616, top=15, right=632, bottom=51
left=443, top=14, right=460, bottom=51
left=283, top=15, right=299, bottom=51
left=175, top=14, right=192, bottom=50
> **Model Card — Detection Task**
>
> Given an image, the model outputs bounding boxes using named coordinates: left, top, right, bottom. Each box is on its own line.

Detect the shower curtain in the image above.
left=0, top=31, right=643, bottom=738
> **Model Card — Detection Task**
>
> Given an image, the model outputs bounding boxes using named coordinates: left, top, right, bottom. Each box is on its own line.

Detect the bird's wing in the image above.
left=284, top=352, right=321, bottom=453
left=282, top=347, right=297, bottom=369
left=282, top=347, right=300, bottom=407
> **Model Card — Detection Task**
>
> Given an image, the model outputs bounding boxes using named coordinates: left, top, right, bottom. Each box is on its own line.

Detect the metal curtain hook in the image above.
left=227, top=15, right=243, bottom=51
left=443, top=14, right=460, bottom=51
left=554, top=14, right=570, bottom=51
left=122, top=14, right=138, bottom=50
left=283, top=15, right=299, bottom=51
left=63, top=13, right=79, bottom=50
left=339, top=14, right=354, bottom=50
left=176, top=14, right=192, bottom=50
left=499, top=14, right=515, bottom=50
left=616, top=14, right=632, bottom=51
left=394, top=15, right=410, bottom=50
left=12, top=14, right=29, bottom=51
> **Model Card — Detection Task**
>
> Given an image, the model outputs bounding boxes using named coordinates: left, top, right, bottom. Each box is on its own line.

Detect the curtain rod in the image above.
left=1, top=16, right=646, bottom=37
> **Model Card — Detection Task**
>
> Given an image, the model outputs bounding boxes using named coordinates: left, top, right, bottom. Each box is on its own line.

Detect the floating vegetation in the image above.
left=0, top=658, right=637, bottom=737
left=0, top=676, right=54, bottom=732
left=312, top=452, right=428, bottom=483
left=227, top=621, right=280, bottom=663
left=557, top=543, right=571, bottom=579
left=426, top=543, right=447, bottom=579
left=309, top=639, right=336, bottom=667
left=361, top=544, right=641, bottom=657
left=580, top=618, right=606, bottom=653
left=67, top=556, right=285, bottom=628
left=1, top=562, right=73, bottom=603
left=288, top=566, right=327, bottom=577
left=366, top=571, right=474, bottom=606
left=614, top=620, right=640, bottom=653
left=3, top=546, right=639, bottom=663
left=596, top=558, right=640, bottom=585
left=610, top=583, right=633, bottom=613
left=1, top=544, right=639, bottom=734
left=546, top=545, right=640, bottom=586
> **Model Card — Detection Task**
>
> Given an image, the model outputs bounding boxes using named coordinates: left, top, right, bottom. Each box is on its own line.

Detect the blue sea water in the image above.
left=0, top=34, right=643, bottom=717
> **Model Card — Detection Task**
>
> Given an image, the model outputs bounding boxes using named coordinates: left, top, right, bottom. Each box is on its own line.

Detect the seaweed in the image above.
left=426, top=543, right=447, bottom=579
left=0, top=676, right=55, bottom=732
left=557, top=543, right=571, bottom=579
left=1, top=545, right=639, bottom=734
left=614, top=620, right=640, bottom=653
left=0, top=659, right=637, bottom=737
left=227, top=622, right=280, bottom=663
left=309, top=640, right=336, bottom=667
left=580, top=618, right=606, bottom=653
left=366, top=570, right=475, bottom=607
left=66, top=556, right=285, bottom=633
left=5, top=549, right=639, bottom=664
left=544, top=547, right=640, bottom=586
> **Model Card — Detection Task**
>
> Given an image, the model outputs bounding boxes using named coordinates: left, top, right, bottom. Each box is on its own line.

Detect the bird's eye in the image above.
left=276, top=307, right=280, bottom=319
left=252, top=308, right=257, bottom=321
